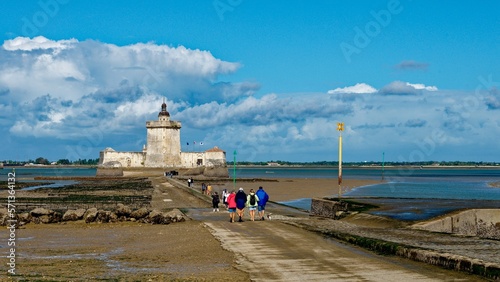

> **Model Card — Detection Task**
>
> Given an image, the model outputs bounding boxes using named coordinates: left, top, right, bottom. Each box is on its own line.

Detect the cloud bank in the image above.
left=1, top=36, right=246, bottom=104
left=327, top=83, right=377, bottom=94
left=1, top=37, right=498, bottom=162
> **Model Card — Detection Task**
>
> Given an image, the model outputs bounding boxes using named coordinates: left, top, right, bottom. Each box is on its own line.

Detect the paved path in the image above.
left=187, top=209, right=483, bottom=281
left=165, top=177, right=487, bottom=281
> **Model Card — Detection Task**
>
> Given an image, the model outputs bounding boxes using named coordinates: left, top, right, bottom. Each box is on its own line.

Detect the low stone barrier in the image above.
left=0, top=205, right=187, bottom=227
left=310, top=197, right=348, bottom=219
left=412, top=209, right=500, bottom=240
left=289, top=221, right=500, bottom=281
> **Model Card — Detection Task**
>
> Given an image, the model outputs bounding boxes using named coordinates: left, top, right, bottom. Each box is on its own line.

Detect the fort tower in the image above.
left=144, top=101, right=182, bottom=167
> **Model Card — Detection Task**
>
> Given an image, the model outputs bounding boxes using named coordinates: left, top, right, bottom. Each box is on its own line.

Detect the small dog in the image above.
left=267, top=213, right=272, bottom=220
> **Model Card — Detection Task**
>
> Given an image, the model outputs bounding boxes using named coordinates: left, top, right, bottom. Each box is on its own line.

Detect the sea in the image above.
left=233, top=166, right=500, bottom=220
left=3, top=166, right=500, bottom=221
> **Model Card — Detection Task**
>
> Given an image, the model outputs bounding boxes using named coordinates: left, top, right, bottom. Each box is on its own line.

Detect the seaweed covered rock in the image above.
left=96, top=210, right=111, bottom=223
left=0, top=209, right=9, bottom=226
left=84, top=208, right=98, bottom=223
left=30, top=208, right=53, bottom=217
left=130, top=207, right=150, bottom=219
left=18, top=212, right=32, bottom=225
left=146, top=209, right=169, bottom=224
left=63, top=209, right=86, bottom=221
left=165, top=209, right=187, bottom=223
left=114, top=203, right=132, bottom=217
left=29, top=208, right=61, bottom=224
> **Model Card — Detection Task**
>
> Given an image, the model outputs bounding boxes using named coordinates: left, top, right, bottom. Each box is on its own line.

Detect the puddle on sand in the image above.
left=19, top=248, right=155, bottom=273
left=21, top=180, right=78, bottom=191
left=20, top=246, right=231, bottom=275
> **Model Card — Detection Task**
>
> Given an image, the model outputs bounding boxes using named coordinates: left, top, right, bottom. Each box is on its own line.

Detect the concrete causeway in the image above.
left=165, top=177, right=499, bottom=280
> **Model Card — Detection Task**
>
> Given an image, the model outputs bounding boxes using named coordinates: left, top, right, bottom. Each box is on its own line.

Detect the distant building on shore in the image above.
left=99, top=101, right=226, bottom=169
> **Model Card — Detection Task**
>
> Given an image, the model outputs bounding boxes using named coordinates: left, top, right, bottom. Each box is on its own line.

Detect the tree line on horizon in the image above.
left=2, top=158, right=100, bottom=166
left=2, top=158, right=497, bottom=167
left=228, top=160, right=499, bottom=166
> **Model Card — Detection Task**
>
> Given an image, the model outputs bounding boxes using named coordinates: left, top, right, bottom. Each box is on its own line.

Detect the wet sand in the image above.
left=6, top=220, right=249, bottom=281
left=211, top=178, right=382, bottom=202
left=1, top=175, right=494, bottom=280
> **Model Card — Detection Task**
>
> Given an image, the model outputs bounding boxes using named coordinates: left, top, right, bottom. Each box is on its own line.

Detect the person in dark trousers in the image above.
left=235, top=187, right=247, bottom=222
left=212, top=192, right=220, bottom=212
left=256, top=186, right=269, bottom=220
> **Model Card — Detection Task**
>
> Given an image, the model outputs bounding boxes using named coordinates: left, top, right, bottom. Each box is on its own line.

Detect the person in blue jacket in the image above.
left=256, top=186, right=269, bottom=220
left=235, top=187, right=247, bottom=222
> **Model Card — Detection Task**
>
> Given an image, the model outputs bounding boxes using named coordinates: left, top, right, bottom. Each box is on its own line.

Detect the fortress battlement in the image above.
left=99, top=101, right=226, bottom=169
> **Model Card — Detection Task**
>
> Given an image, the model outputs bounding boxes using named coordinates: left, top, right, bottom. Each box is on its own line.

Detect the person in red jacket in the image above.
left=226, top=190, right=237, bottom=223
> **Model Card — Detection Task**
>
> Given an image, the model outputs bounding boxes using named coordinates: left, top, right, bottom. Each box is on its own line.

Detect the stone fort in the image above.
left=99, top=101, right=227, bottom=169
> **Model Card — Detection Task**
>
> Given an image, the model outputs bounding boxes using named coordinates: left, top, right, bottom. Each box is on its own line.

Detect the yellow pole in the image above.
left=337, top=122, right=344, bottom=200
left=338, top=134, right=342, bottom=199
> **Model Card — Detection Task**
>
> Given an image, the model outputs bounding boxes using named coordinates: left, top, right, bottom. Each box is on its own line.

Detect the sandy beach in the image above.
left=207, top=178, right=382, bottom=202
left=122, top=168, right=383, bottom=202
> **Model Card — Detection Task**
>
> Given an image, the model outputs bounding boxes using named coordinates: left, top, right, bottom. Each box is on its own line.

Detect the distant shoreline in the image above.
left=233, top=165, right=500, bottom=169
left=2, top=165, right=96, bottom=169
left=2, top=164, right=500, bottom=170
left=489, top=182, right=500, bottom=188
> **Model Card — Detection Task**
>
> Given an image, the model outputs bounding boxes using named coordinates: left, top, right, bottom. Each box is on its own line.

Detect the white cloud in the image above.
left=0, top=36, right=257, bottom=142
left=0, top=36, right=242, bottom=104
left=177, top=93, right=351, bottom=129
left=407, top=82, right=438, bottom=91
left=328, top=83, right=377, bottom=94
left=379, top=81, right=438, bottom=95
left=3, top=36, right=77, bottom=51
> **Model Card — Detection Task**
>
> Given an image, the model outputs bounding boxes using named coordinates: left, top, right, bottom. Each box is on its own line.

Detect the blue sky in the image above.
left=0, top=0, right=499, bottom=163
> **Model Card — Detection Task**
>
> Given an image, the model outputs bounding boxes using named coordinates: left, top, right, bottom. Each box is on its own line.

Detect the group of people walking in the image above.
left=216, top=186, right=269, bottom=222
left=185, top=179, right=270, bottom=222
left=201, top=182, right=212, bottom=195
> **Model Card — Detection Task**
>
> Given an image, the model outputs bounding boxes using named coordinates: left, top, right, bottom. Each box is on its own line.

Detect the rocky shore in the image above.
left=0, top=205, right=186, bottom=226
left=1, top=172, right=499, bottom=280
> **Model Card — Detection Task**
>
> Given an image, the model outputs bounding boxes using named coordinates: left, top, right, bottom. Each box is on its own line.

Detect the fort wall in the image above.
left=99, top=150, right=145, bottom=167
left=99, top=101, right=226, bottom=169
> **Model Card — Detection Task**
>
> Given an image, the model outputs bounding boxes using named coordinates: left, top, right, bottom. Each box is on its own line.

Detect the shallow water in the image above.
left=279, top=198, right=312, bottom=211
left=4, top=166, right=500, bottom=221
left=273, top=168, right=500, bottom=221
left=345, top=180, right=500, bottom=200
left=279, top=197, right=500, bottom=221
left=0, top=167, right=97, bottom=181
left=21, top=180, right=78, bottom=191
left=358, top=198, right=500, bottom=221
